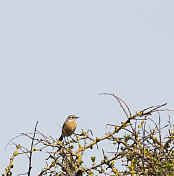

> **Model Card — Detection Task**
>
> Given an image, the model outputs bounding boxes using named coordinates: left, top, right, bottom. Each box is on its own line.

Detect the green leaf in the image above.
left=91, top=156, right=96, bottom=163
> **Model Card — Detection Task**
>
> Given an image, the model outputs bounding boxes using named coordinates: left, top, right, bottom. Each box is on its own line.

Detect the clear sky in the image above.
left=0, top=0, right=174, bottom=174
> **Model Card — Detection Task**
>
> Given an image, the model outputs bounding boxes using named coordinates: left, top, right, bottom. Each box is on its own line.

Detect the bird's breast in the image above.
left=62, top=121, right=77, bottom=137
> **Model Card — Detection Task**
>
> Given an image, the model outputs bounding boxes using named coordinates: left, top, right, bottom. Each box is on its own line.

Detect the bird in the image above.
left=59, top=115, right=80, bottom=141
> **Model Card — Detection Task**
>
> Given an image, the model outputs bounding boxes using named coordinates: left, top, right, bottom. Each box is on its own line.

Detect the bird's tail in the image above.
left=59, top=135, right=63, bottom=141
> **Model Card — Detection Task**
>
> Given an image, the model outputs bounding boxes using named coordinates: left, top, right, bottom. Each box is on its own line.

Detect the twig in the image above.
left=28, top=121, right=38, bottom=176
left=99, top=93, right=131, bottom=118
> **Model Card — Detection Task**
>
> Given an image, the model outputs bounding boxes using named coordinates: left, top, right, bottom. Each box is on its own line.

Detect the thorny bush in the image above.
left=2, top=93, right=174, bottom=176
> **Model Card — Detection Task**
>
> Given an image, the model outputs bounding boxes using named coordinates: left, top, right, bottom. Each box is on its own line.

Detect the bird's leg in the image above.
left=70, top=136, right=76, bottom=143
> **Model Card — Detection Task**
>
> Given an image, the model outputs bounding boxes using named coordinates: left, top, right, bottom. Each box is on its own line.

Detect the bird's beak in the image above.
left=76, top=116, right=80, bottom=119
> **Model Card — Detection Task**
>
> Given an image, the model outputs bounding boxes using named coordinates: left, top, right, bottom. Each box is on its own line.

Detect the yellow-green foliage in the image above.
left=2, top=94, right=174, bottom=175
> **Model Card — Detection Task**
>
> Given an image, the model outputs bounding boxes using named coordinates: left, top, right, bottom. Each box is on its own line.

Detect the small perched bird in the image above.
left=59, top=115, right=80, bottom=141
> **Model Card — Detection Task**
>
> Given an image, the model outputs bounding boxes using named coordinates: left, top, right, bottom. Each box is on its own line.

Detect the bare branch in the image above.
left=28, top=121, right=38, bottom=176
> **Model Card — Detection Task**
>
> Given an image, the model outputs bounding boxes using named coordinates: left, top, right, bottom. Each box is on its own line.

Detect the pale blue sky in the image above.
left=0, top=0, right=174, bottom=174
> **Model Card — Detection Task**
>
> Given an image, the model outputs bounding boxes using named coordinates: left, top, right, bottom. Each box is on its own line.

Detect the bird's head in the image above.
left=67, top=115, right=80, bottom=122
